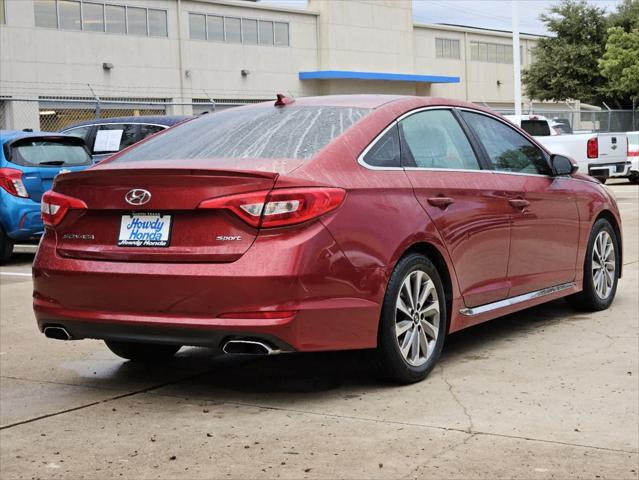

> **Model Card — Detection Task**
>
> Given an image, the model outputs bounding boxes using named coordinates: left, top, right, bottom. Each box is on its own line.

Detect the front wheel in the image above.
left=376, top=254, right=447, bottom=384
left=566, top=218, right=619, bottom=311
left=105, top=340, right=181, bottom=362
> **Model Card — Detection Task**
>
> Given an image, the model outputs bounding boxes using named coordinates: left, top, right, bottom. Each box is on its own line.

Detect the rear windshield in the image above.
left=520, top=120, right=551, bottom=136
left=114, top=105, right=371, bottom=162
left=10, top=140, right=92, bottom=167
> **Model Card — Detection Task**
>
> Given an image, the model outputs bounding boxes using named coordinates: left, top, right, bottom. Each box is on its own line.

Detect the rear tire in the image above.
left=376, top=253, right=447, bottom=384
left=629, top=173, right=639, bottom=184
left=566, top=218, right=619, bottom=311
left=0, top=228, right=14, bottom=264
left=104, top=340, right=181, bottom=362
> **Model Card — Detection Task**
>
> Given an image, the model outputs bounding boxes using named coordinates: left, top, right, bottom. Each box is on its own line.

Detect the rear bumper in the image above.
left=0, top=192, right=43, bottom=240
left=33, top=222, right=385, bottom=352
left=588, top=161, right=631, bottom=179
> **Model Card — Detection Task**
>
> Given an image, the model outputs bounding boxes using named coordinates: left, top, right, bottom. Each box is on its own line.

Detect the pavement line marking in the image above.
left=0, top=272, right=32, bottom=277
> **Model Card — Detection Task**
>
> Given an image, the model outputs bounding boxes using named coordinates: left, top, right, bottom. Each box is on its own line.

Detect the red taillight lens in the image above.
left=0, top=168, right=29, bottom=198
left=41, top=190, right=88, bottom=227
left=198, top=187, right=346, bottom=228
left=587, top=137, right=598, bottom=159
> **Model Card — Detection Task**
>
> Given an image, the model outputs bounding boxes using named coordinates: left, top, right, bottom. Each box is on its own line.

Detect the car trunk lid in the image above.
left=52, top=162, right=292, bottom=262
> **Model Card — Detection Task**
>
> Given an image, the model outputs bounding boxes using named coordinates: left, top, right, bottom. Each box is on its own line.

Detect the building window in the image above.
left=225, top=17, right=241, bottom=43
left=471, top=41, right=522, bottom=63
left=273, top=22, right=289, bottom=46
left=82, top=2, right=105, bottom=33
left=34, top=0, right=58, bottom=28
left=189, top=12, right=289, bottom=47
left=126, top=6, right=146, bottom=35
left=33, top=1, right=168, bottom=37
left=0, top=0, right=6, bottom=24
left=105, top=4, right=125, bottom=34
left=189, top=13, right=206, bottom=40
left=242, top=19, right=258, bottom=45
left=207, top=15, right=223, bottom=41
left=148, top=9, right=167, bottom=37
left=435, top=38, right=460, bottom=59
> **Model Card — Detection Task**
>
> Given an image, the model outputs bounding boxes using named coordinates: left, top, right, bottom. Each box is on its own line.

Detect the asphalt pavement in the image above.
left=1, top=180, right=637, bottom=479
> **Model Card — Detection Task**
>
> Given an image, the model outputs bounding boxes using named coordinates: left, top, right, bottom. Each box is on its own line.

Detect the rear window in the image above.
left=520, top=120, right=551, bottom=136
left=114, top=105, right=371, bottom=162
left=9, top=139, right=92, bottom=167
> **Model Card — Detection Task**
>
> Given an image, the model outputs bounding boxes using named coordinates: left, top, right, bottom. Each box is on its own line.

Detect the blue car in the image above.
left=0, top=130, right=92, bottom=262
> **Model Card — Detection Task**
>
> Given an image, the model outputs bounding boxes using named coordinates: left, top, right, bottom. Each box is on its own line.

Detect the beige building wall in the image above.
left=0, top=0, right=549, bottom=127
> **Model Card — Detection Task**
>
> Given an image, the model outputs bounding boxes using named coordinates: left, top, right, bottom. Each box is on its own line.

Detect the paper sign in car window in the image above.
left=94, top=129, right=124, bottom=152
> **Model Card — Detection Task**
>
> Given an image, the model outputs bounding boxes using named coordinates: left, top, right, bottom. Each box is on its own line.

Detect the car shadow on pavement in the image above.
left=132, top=298, right=576, bottom=397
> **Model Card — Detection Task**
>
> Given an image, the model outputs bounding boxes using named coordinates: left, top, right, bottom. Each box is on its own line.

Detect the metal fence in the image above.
left=0, top=97, right=263, bottom=133
left=493, top=108, right=638, bottom=133
left=2, top=97, right=637, bottom=134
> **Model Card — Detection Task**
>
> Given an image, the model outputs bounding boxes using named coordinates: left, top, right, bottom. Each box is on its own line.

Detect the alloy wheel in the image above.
left=592, top=230, right=615, bottom=300
left=395, top=270, right=440, bottom=367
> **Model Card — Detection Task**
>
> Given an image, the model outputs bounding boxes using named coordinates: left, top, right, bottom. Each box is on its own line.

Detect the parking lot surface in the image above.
left=1, top=181, right=637, bottom=479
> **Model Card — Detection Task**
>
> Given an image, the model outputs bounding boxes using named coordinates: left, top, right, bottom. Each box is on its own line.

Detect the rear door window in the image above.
left=63, top=125, right=93, bottom=141
left=400, top=109, right=480, bottom=170
left=520, top=120, right=551, bottom=136
left=139, top=124, right=166, bottom=141
left=93, top=124, right=139, bottom=154
left=461, top=111, right=551, bottom=175
left=363, top=125, right=401, bottom=167
left=9, top=139, right=92, bottom=167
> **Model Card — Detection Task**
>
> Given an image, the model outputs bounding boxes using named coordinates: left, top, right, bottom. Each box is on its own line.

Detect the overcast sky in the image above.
left=263, top=0, right=623, bottom=36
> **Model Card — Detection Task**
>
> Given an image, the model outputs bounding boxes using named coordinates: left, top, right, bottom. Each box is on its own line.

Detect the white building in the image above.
left=0, top=0, right=554, bottom=130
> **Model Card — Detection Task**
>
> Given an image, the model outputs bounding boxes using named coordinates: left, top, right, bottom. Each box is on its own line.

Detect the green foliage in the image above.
left=608, top=0, right=639, bottom=31
left=599, top=27, right=639, bottom=103
left=522, top=0, right=608, bottom=104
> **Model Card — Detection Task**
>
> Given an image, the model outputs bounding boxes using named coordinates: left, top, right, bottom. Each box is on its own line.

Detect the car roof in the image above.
left=61, top=115, right=193, bottom=130
left=0, top=130, right=75, bottom=144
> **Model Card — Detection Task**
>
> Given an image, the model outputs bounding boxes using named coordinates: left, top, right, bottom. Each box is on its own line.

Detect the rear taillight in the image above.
left=629, top=146, right=639, bottom=157
left=0, top=168, right=28, bottom=198
left=587, top=137, right=598, bottom=159
left=41, top=190, right=87, bottom=227
left=198, top=187, right=346, bottom=228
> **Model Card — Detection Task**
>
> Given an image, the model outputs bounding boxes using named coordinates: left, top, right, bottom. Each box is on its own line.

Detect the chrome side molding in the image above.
left=460, top=282, right=575, bottom=316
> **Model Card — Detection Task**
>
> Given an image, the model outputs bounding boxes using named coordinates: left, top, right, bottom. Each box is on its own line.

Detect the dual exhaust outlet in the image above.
left=44, top=326, right=280, bottom=356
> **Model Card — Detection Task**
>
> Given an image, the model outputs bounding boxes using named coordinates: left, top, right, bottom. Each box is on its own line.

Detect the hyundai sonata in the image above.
left=33, top=95, right=622, bottom=383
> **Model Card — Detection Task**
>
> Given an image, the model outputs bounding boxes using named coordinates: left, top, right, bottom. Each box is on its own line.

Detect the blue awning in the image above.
left=299, top=70, right=460, bottom=84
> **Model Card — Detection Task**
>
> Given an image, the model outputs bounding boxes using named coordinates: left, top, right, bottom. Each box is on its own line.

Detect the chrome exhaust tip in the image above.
left=222, top=339, right=281, bottom=355
left=43, top=326, right=72, bottom=341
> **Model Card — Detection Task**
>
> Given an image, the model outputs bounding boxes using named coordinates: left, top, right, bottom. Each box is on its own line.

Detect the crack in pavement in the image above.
left=439, top=363, right=474, bottom=434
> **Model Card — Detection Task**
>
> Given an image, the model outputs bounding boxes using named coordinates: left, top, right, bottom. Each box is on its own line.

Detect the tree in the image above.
left=598, top=27, right=639, bottom=107
left=608, top=0, right=639, bottom=32
left=522, top=0, right=609, bottom=104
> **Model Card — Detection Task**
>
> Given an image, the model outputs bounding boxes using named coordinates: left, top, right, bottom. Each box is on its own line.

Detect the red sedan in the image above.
left=33, top=95, right=622, bottom=383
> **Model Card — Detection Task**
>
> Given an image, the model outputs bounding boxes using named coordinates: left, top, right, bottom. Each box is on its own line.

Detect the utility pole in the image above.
left=512, top=0, right=522, bottom=115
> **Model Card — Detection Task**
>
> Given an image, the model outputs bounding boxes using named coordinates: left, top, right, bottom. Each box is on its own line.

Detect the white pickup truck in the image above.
left=505, top=115, right=629, bottom=183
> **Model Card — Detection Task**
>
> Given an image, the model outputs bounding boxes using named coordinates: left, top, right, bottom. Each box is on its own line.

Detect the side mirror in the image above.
left=551, top=154, right=578, bottom=176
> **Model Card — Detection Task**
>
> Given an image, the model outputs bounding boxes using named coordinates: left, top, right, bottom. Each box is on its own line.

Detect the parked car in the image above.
left=625, top=131, right=638, bottom=184
left=0, top=130, right=92, bottom=262
left=60, top=115, right=192, bottom=162
left=506, top=114, right=629, bottom=183
left=33, top=95, right=622, bottom=384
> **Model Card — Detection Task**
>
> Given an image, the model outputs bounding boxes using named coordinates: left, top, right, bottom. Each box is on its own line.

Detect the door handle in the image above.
left=508, top=198, right=530, bottom=209
left=427, top=196, right=454, bottom=209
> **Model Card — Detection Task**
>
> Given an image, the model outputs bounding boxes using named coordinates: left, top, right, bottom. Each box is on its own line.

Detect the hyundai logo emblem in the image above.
left=125, top=189, right=152, bottom=206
